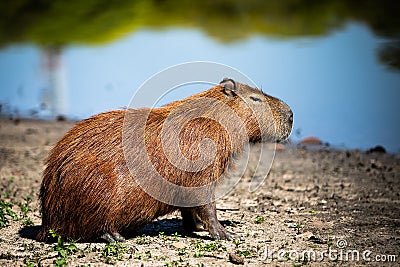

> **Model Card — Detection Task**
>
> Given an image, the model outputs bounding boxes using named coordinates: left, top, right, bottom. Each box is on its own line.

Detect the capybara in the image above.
left=37, top=78, right=293, bottom=242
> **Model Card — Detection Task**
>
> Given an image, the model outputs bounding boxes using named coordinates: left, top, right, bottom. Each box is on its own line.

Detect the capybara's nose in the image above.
left=288, top=110, right=293, bottom=125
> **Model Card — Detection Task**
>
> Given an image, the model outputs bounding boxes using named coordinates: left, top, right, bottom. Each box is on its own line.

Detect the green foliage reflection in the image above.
left=0, top=0, right=399, bottom=69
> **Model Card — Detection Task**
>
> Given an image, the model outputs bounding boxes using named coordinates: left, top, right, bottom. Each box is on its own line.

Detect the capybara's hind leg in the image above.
left=180, top=208, right=205, bottom=232
left=101, top=232, right=126, bottom=243
left=195, top=202, right=235, bottom=240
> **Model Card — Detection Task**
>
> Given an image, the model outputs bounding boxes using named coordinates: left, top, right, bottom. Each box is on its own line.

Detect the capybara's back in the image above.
left=37, top=78, right=293, bottom=242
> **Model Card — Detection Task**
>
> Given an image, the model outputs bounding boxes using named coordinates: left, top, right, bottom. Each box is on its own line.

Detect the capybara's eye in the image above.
left=249, top=96, right=262, bottom=102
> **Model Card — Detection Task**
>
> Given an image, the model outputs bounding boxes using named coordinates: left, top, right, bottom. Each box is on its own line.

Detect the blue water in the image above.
left=1, top=23, right=399, bottom=153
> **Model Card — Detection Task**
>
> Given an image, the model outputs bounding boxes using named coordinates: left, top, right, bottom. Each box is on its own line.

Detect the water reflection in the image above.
left=1, top=1, right=399, bottom=69
left=41, top=46, right=68, bottom=117
left=0, top=1, right=399, bottom=152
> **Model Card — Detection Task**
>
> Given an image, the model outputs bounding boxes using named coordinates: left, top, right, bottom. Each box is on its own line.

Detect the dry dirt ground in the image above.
left=0, top=118, right=399, bottom=266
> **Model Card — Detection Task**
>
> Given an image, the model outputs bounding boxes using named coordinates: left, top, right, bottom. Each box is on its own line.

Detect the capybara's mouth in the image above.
left=276, top=134, right=290, bottom=143
left=278, top=120, right=293, bottom=143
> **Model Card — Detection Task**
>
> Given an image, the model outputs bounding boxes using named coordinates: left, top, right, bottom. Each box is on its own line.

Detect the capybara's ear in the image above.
left=220, top=78, right=237, bottom=96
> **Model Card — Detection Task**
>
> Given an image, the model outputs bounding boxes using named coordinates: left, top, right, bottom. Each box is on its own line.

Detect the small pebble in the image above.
left=229, top=252, right=244, bottom=265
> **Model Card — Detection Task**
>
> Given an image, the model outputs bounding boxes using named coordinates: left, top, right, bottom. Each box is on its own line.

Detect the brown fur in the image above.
left=36, top=79, right=292, bottom=242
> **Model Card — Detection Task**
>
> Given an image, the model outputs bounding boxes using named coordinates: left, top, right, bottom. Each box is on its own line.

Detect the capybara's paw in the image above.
left=101, top=232, right=126, bottom=243
left=112, top=232, right=126, bottom=242
left=209, top=226, right=235, bottom=241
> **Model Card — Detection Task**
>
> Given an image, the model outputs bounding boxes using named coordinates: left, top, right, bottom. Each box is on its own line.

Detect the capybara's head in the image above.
left=192, top=78, right=293, bottom=144
left=220, top=78, right=292, bottom=143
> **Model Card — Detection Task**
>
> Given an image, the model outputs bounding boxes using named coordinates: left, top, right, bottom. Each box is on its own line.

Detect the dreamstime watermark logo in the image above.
left=259, top=239, right=398, bottom=263
left=121, top=62, right=279, bottom=207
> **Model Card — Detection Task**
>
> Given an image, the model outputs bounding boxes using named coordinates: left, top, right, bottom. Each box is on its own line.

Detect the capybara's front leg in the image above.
left=195, top=202, right=234, bottom=240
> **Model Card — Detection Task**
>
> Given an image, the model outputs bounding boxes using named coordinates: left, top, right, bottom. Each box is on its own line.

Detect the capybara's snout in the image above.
left=279, top=102, right=293, bottom=142
left=269, top=97, right=293, bottom=143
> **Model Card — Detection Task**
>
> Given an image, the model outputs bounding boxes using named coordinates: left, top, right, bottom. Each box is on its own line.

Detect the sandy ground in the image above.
left=0, top=118, right=399, bottom=266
